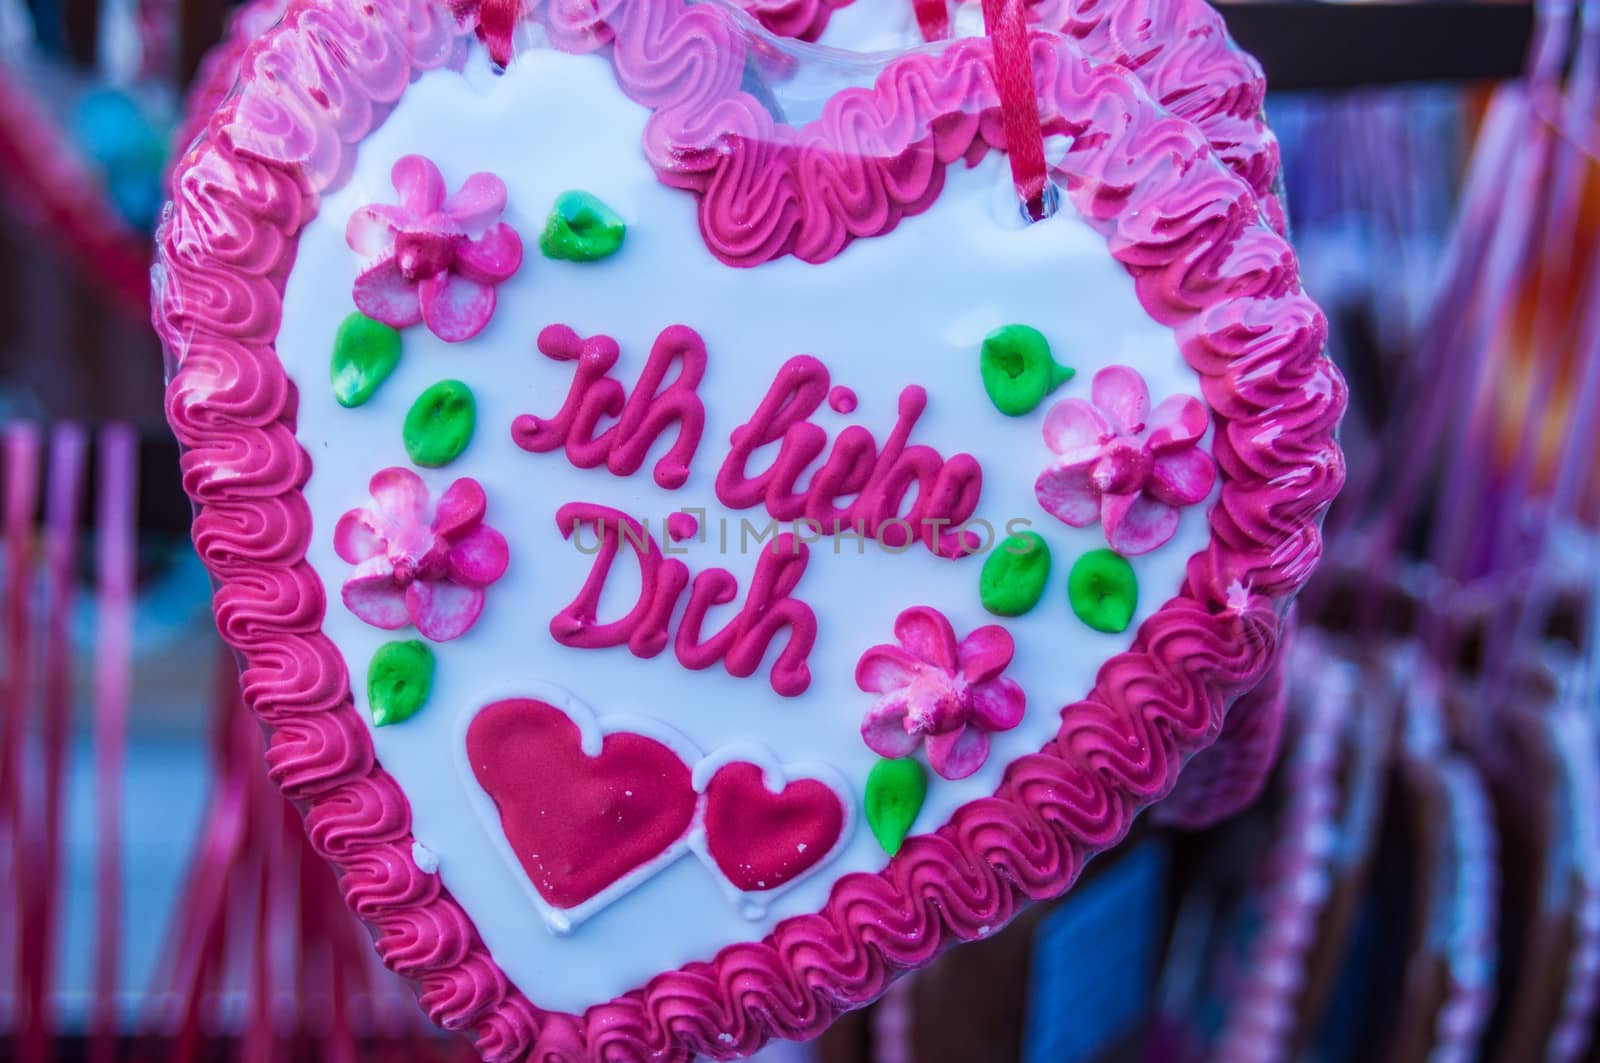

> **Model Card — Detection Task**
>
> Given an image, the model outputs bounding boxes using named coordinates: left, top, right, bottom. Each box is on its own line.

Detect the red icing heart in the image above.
left=700, top=762, right=844, bottom=892
left=466, top=698, right=697, bottom=910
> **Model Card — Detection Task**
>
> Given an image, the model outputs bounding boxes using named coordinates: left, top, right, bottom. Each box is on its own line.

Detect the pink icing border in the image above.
left=177, top=0, right=1282, bottom=235
left=733, top=0, right=1284, bottom=231
left=171, top=0, right=292, bottom=167
left=154, top=1, right=1341, bottom=1058
left=1152, top=615, right=1291, bottom=831
left=738, top=0, right=855, bottom=43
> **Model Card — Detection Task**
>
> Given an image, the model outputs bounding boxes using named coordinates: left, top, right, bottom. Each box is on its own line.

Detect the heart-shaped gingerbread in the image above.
left=159, top=0, right=1342, bottom=1057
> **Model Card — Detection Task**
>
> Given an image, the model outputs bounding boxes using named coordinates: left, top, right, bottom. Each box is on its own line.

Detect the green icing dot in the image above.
left=1068, top=549, right=1138, bottom=633
left=980, top=532, right=1052, bottom=616
left=367, top=640, right=435, bottom=727
left=404, top=380, right=475, bottom=467
left=331, top=312, right=402, bottom=408
left=864, top=757, right=927, bottom=856
left=980, top=325, right=1074, bottom=416
left=540, top=191, right=627, bottom=262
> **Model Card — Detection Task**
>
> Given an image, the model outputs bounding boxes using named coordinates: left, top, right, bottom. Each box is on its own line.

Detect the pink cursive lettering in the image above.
left=550, top=502, right=816, bottom=697
left=717, top=356, right=982, bottom=557
left=512, top=323, right=707, bottom=490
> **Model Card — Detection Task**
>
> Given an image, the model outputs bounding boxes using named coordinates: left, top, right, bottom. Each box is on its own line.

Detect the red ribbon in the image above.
left=477, top=0, right=520, bottom=66
left=979, top=0, right=1051, bottom=220
left=913, top=0, right=951, bottom=42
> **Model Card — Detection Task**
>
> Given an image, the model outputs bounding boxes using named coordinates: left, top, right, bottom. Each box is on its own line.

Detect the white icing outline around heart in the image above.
left=454, top=682, right=704, bottom=936
left=688, top=746, right=856, bottom=920
left=457, top=684, right=856, bottom=930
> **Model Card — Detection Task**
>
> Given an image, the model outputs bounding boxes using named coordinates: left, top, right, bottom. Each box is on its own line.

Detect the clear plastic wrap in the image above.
left=153, top=1, right=1343, bottom=1057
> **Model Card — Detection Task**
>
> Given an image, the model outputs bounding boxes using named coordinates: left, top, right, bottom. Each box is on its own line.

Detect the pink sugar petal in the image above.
left=366, top=204, right=414, bottom=229
left=443, top=172, right=508, bottom=233
left=368, top=467, right=429, bottom=532
left=861, top=692, right=921, bottom=759
left=1101, top=492, right=1179, bottom=556
left=926, top=725, right=989, bottom=780
left=1035, top=463, right=1100, bottom=527
left=1146, top=395, right=1209, bottom=452
left=1147, top=448, right=1217, bottom=507
left=352, top=255, right=422, bottom=329
left=454, top=223, right=524, bottom=285
left=893, top=606, right=959, bottom=672
left=392, top=154, right=446, bottom=214
left=970, top=677, right=1026, bottom=732
left=419, top=272, right=495, bottom=343
left=1056, top=445, right=1104, bottom=469
left=345, top=206, right=399, bottom=257
left=333, top=508, right=386, bottom=564
left=433, top=478, right=486, bottom=539
left=856, top=644, right=921, bottom=694
left=407, top=580, right=484, bottom=642
left=1091, top=366, right=1150, bottom=434
left=1042, top=398, right=1111, bottom=456
left=342, top=562, right=409, bottom=630
left=957, top=625, right=1015, bottom=685
left=448, top=525, right=509, bottom=586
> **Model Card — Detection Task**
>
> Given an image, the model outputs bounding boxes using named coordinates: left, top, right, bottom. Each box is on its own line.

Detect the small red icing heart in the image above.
left=467, top=698, right=697, bottom=910
left=700, top=762, right=844, bottom=892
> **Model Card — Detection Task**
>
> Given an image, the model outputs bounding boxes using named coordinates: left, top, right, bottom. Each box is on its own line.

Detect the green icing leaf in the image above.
left=404, top=379, right=475, bottom=467
left=980, top=325, right=1074, bottom=416
left=1068, top=549, right=1138, bottom=634
left=540, top=190, right=627, bottom=262
left=331, top=312, right=402, bottom=408
left=864, top=757, right=928, bottom=856
left=980, top=532, right=1051, bottom=616
left=367, top=640, right=435, bottom=727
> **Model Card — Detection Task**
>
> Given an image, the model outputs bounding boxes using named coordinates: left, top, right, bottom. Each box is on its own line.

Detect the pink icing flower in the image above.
left=1034, top=366, right=1216, bottom=556
left=346, top=155, right=523, bottom=343
left=335, top=467, right=509, bottom=641
left=856, top=607, right=1026, bottom=780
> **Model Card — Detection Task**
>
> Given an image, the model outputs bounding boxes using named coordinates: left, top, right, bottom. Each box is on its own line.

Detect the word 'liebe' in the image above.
left=512, top=324, right=984, bottom=558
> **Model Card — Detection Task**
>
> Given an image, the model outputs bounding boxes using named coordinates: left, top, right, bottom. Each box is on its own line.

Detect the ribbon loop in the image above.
left=980, top=0, right=1053, bottom=220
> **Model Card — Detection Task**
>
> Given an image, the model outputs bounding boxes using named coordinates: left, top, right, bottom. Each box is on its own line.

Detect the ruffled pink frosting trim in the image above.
left=728, top=0, right=1284, bottom=231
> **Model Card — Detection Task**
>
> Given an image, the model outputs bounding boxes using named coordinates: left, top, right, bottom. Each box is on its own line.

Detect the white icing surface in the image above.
left=277, top=48, right=1213, bottom=1012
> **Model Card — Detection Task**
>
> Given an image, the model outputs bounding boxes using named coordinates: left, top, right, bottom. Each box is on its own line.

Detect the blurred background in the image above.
left=4, top=1, right=1600, bottom=1060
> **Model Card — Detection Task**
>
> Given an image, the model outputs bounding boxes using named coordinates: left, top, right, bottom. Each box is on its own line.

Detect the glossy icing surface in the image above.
left=279, top=48, right=1211, bottom=1010
left=156, top=0, right=1341, bottom=1054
